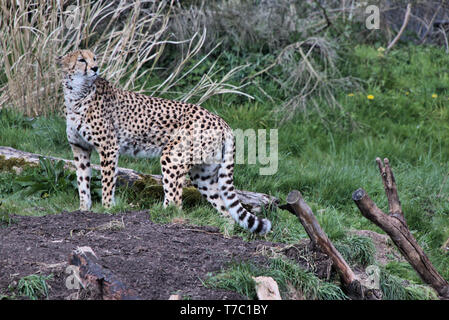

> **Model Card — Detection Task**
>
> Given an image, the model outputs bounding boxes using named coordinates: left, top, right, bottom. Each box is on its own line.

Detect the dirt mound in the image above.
left=0, top=210, right=288, bottom=300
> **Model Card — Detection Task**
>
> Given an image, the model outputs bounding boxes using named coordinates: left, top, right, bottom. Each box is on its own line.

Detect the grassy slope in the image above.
left=1, top=44, right=448, bottom=299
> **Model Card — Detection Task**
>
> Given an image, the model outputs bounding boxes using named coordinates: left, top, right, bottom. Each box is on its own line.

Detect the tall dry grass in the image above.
left=0, top=0, right=249, bottom=116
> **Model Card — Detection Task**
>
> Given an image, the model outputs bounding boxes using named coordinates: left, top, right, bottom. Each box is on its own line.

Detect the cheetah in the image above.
left=57, top=49, right=271, bottom=234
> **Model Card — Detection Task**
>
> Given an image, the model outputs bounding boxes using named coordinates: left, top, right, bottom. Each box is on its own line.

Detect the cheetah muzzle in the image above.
left=57, top=49, right=271, bottom=235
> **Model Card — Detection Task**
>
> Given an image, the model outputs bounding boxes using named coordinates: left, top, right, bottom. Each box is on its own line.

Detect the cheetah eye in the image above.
left=93, top=56, right=97, bottom=61
left=78, top=58, right=86, bottom=63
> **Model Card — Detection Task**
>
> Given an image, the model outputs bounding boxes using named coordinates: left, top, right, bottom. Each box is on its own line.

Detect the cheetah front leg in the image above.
left=98, top=145, right=119, bottom=209
left=70, top=143, right=92, bottom=211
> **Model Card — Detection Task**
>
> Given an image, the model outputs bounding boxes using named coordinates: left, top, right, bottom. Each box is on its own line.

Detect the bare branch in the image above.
left=353, top=158, right=449, bottom=300
left=281, top=190, right=382, bottom=300
left=386, top=3, right=412, bottom=53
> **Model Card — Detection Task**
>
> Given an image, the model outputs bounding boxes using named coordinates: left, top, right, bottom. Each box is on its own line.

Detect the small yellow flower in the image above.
left=405, top=91, right=410, bottom=96
left=377, top=47, right=386, bottom=57
left=432, top=93, right=438, bottom=99
left=348, top=93, right=355, bottom=97
left=367, top=94, right=374, bottom=100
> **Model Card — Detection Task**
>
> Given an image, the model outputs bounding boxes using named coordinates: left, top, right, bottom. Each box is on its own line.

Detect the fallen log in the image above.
left=352, top=157, right=449, bottom=300
left=68, top=246, right=140, bottom=300
left=280, top=190, right=382, bottom=300
left=0, top=146, right=279, bottom=212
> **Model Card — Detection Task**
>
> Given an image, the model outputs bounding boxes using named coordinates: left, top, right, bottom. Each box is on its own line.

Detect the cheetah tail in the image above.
left=217, top=134, right=272, bottom=235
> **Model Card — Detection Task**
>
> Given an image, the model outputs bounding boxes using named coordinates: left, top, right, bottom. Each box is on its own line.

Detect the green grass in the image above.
left=204, top=258, right=348, bottom=300
left=15, top=274, right=53, bottom=300
left=379, top=268, right=439, bottom=300
left=335, top=235, right=376, bottom=267
left=1, top=44, right=449, bottom=299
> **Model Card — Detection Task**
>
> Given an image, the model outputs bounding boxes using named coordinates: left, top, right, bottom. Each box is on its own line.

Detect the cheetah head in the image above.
left=57, top=49, right=99, bottom=82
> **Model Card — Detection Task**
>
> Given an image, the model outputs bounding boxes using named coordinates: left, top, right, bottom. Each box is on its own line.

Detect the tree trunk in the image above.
left=68, top=246, right=140, bottom=300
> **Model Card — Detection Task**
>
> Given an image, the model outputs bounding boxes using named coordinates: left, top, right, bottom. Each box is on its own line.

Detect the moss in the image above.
left=134, top=174, right=161, bottom=186
left=137, top=184, right=165, bottom=200
left=182, top=186, right=204, bottom=206
left=0, top=155, right=34, bottom=172
left=127, top=174, right=204, bottom=207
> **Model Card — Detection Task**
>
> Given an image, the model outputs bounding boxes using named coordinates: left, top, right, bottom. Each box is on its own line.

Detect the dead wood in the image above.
left=419, top=1, right=443, bottom=45
left=386, top=3, right=412, bottom=53
left=352, top=157, right=449, bottom=300
left=68, top=246, right=140, bottom=300
left=0, top=146, right=279, bottom=212
left=280, top=190, right=382, bottom=300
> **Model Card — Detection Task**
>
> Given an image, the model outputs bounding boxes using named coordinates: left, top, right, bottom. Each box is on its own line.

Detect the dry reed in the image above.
left=0, top=0, right=249, bottom=116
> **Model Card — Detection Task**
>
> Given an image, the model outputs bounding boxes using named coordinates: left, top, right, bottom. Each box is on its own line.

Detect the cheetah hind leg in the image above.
left=189, top=164, right=233, bottom=221
left=160, top=147, right=191, bottom=209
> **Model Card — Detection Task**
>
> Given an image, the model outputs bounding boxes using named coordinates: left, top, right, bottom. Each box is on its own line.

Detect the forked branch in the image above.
left=386, top=3, right=412, bottom=53
left=376, top=157, right=405, bottom=225
left=353, top=158, right=449, bottom=300
left=281, top=190, right=381, bottom=300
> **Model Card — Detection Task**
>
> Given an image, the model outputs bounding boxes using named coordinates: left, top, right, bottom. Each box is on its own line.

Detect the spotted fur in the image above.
left=58, top=49, right=271, bottom=234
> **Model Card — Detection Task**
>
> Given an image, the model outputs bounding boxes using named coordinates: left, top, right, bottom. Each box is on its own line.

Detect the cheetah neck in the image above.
left=62, top=74, right=96, bottom=110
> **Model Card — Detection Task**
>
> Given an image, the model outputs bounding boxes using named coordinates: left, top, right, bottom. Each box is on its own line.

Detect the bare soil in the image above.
left=0, top=210, right=312, bottom=300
